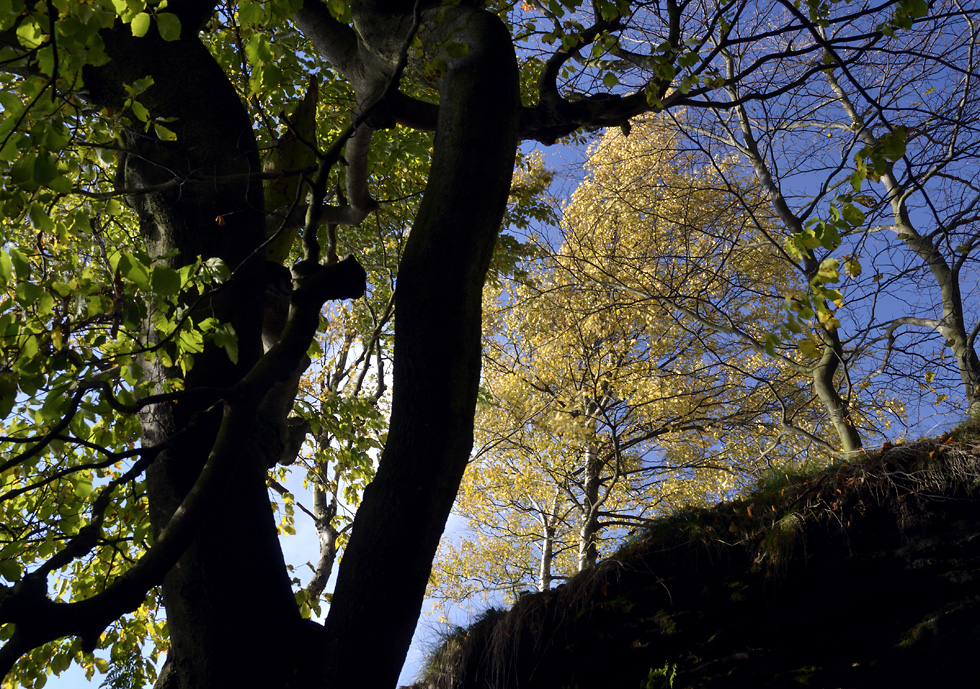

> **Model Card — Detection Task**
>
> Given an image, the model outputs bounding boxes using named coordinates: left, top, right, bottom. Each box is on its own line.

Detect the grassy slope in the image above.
left=413, top=424, right=980, bottom=689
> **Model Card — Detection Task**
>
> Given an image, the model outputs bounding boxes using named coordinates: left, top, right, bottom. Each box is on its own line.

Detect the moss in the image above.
left=899, top=616, right=941, bottom=649
left=424, top=421, right=980, bottom=689
left=899, top=598, right=980, bottom=650
left=755, top=512, right=806, bottom=580
left=651, top=611, right=676, bottom=636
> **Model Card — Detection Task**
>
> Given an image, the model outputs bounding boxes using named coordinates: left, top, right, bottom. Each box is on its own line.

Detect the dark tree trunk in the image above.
left=85, top=26, right=322, bottom=689
left=320, top=8, right=521, bottom=687
left=82, top=5, right=519, bottom=688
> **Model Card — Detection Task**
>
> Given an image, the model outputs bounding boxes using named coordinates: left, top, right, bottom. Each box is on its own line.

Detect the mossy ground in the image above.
left=412, top=424, right=980, bottom=689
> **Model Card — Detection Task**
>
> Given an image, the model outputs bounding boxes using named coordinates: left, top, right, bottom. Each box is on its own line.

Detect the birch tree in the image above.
left=673, top=0, right=980, bottom=424
left=433, top=119, right=831, bottom=605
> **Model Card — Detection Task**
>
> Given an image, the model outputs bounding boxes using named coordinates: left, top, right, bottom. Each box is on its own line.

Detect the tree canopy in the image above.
left=434, top=117, right=817, bottom=606
left=432, top=0, right=980, bottom=613
left=0, top=1, right=967, bottom=688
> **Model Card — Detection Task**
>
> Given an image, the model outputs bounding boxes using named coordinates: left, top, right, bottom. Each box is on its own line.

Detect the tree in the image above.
left=433, top=117, right=836, bottom=607
left=578, top=115, right=887, bottom=456
left=555, top=116, right=884, bottom=455
left=671, top=0, right=980, bottom=424
left=0, top=1, right=931, bottom=688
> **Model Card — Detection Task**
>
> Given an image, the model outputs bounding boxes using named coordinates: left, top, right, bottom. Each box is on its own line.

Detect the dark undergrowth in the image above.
left=410, top=421, right=980, bottom=688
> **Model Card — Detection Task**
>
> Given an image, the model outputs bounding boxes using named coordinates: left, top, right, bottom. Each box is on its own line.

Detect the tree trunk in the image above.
left=85, top=26, right=322, bottom=689
left=539, top=522, right=555, bottom=591
left=825, top=68, right=980, bottom=418
left=319, top=8, right=520, bottom=688
left=578, top=442, right=601, bottom=571
left=82, top=5, right=521, bottom=688
left=894, top=220, right=980, bottom=418
left=728, top=90, right=863, bottom=454
left=812, top=327, right=863, bottom=455
left=538, top=488, right=563, bottom=591
left=305, top=483, right=340, bottom=599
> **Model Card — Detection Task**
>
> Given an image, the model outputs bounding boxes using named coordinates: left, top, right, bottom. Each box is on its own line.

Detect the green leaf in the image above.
left=118, top=253, right=151, bottom=289
left=72, top=477, right=94, bottom=498
left=764, top=333, right=778, bottom=357
left=0, top=378, right=13, bottom=419
left=38, top=391, right=69, bottom=422
left=15, top=18, right=43, bottom=49
left=15, top=281, right=42, bottom=306
left=819, top=224, right=840, bottom=251
left=50, top=281, right=72, bottom=297
left=655, top=62, right=676, bottom=81
left=32, top=154, right=59, bottom=188
left=177, top=329, right=204, bottom=354
left=125, top=75, right=155, bottom=97
left=800, top=232, right=821, bottom=251
left=797, top=338, right=818, bottom=358
left=326, top=0, right=349, bottom=21
left=153, top=122, right=177, bottom=141
left=203, top=257, right=231, bottom=282
left=904, top=0, right=928, bottom=19
left=841, top=203, right=865, bottom=227
left=29, top=203, right=54, bottom=232
left=50, top=653, right=71, bottom=675
left=0, top=558, right=22, bottom=583
left=212, top=323, right=239, bottom=364
left=131, top=12, right=151, bottom=37
left=36, top=291, right=54, bottom=317
left=245, top=34, right=273, bottom=65
left=844, top=257, right=862, bottom=278
left=816, top=257, right=840, bottom=282
left=598, top=0, right=619, bottom=20
left=47, top=174, right=73, bottom=193
left=156, top=12, right=181, bottom=41
left=238, top=1, right=267, bottom=24
left=10, top=154, right=35, bottom=188
left=151, top=265, right=181, bottom=297
left=876, top=126, right=908, bottom=163
left=130, top=99, right=150, bottom=122
left=0, top=251, right=12, bottom=286
left=18, top=334, right=39, bottom=364
left=677, top=50, right=700, bottom=68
